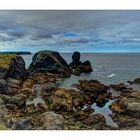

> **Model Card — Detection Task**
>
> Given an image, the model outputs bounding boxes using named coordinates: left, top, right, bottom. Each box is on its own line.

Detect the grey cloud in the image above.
left=0, top=33, right=15, bottom=42
left=0, top=10, right=140, bottom=47
left=63, top=38, right=89, bottom=44
left=30, top=31, right=53, bottom=40
left=0, top=10, right=139, bottom=32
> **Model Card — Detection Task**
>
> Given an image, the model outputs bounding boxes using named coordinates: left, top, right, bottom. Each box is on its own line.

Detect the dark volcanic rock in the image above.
left=134, top=78, right=140, bottom=84
left=82, top=60, right=93, bottom=73
left=28, top=50, right=72, bottom=77
left=0, top=78, right=21, bottom=95
left=0, top=54, right=26, bottom=80
left=96, top=93, right=112, bottom=107
left=0, top=79, right=8, bottom=94
left=69, top=52, right=93, bottom=75
left=79, top=79, right=106, bottom=93
left=109, top=83, right=131, bottom=93
left=69, top=52, right=82, bottom=68
left=77, top=79, right=112, bottom=106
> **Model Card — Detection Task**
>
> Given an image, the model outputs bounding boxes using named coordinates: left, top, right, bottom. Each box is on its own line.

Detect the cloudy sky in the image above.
left=0, top=10, right=140, bottom=53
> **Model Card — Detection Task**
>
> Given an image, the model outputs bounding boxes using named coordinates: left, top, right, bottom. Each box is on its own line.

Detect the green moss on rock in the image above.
left=0, top=54, right=16, bottom=69
left=0, top=53, right=26, bottom=80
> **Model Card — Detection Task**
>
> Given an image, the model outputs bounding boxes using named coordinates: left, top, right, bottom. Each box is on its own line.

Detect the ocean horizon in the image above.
left=21, top=52, right=140, bottom=85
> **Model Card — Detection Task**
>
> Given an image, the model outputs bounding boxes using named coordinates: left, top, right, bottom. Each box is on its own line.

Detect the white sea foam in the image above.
left=94, top=69, right=98, bottom=71
left=107, top=74, right=116, bottom=78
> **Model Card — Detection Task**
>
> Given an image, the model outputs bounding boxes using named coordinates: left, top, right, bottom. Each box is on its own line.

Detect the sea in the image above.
left=21, top=53, right=140, bottom=86
left=21, top=53, right=140, bottom=128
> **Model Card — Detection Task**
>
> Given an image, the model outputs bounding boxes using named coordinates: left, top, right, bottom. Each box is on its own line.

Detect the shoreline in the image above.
left=0, top=50, right=139, bottom=130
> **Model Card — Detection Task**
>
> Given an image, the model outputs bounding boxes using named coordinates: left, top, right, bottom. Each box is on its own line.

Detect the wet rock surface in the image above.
left=134, top=78, right=140, bottom=84
left=77, top=79, right=111, bottom=107
left=79, top=79, right=106, bottom=93
left=109, top=83, right=132, bottom=93
left=109, top=91, right=140, bottom=129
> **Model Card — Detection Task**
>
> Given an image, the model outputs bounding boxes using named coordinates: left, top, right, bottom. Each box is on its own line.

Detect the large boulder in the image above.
left=77, top=79, right=111, bottom=106
left=82, top=60, right=93, bottom=73
left=134, top=78, right=140, bottom=84
left=69, top=52, right=93, bottom=75
left=109, top=91, right=140, bottom=129
left=110, top=91, right=140, bottom=118
left=28, top=50, right=72, bottom=77
left=79, top=79, right=106, bottom=93
left=39, top=111, right=64, bottom=130
left=0, top=54, right=26, bottom=80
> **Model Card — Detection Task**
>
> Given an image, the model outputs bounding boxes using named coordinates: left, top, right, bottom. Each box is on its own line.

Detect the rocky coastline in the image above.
left=0, top=50, right=139, bottom=130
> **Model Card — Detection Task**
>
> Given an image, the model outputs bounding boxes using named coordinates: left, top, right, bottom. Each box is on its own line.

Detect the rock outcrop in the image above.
left=69, top=52, right=93, bottom=75
left=109, top=91, right=140, bottom=129
left=77, top=79, right=112, bottom=107
left=79, top=79, right=106, bottom=93
left=0, top=78, right=22, bottom=95
left=50, top=88, right=83, bottom=111
left=69, top=52, right=82, bottom=68
left=0, top=54, right=26, bottom=95
left=28, top=50, right=72, bottom=77
left=134, top=78, right=140, bottom=84
left=0, top=54, right=26, bottom=80
left=109, top=83, right=131, bottom=93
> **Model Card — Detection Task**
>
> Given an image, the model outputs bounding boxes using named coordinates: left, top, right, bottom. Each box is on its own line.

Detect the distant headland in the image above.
left=0, top=51, right=32, bottom=55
